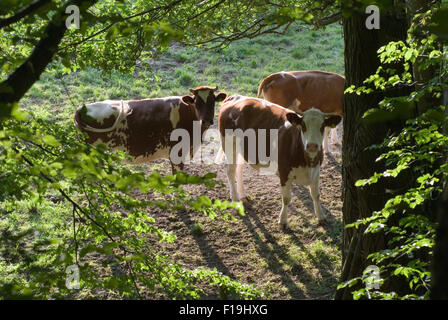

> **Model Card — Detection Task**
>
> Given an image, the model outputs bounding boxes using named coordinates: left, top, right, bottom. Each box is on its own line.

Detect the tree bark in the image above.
left=335, top=2, right=410, bottom=299
left=431, top=183, right=448, bottom=299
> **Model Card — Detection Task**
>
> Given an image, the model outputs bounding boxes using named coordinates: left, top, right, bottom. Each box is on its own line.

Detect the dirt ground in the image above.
left=138, top=122, right=344, bottom=300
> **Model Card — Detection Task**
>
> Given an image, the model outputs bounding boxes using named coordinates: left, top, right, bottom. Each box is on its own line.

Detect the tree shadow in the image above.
left=289, top=182, right=342, bottom=246
left=177, top=210, right=235, bottom=279
left=241, top=187, right=342, bottom=299
left=286, top=205, right=341, bottom=298
left=238, top=201, right=306, bottom=298
left=323, top=152, right=342, bottom=172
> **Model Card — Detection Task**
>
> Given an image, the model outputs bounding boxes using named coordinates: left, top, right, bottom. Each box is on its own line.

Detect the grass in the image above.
left=7, top=21, right=345, bottom=300
left=22, top=22, right=344, bottom=118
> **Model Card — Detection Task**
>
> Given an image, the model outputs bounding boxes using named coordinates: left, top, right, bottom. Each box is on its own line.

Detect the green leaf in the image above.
left=42, top=135, right=61, bottom=147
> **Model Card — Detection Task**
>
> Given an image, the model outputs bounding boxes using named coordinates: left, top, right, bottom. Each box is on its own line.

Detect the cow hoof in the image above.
left=229, top=196, right=241, bottom=202
left=278, top=222, right=289, bottom=231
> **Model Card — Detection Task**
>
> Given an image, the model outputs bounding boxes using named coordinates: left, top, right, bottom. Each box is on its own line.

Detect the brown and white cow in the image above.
left=218, top=95, right=341, bottom=229
left=74, top=86, right=227, bottom=171
left=257, top=70, right=344, bottom=154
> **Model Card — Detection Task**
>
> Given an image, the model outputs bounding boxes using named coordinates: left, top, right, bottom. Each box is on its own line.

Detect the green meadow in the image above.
left=2, top=21, right=345, bottom=299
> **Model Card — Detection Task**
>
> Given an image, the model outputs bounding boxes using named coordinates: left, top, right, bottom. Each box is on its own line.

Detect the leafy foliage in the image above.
left=338, top=3, right=448, bottom=300
left=0, top=109, right=261, bottom=299
left=0, top=0, right=346, bottom=300
left=0, top=0, right=340, bottom=82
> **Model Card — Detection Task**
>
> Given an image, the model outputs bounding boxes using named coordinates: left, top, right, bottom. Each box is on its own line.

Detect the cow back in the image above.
left=261, top=70, right=345, bottom=115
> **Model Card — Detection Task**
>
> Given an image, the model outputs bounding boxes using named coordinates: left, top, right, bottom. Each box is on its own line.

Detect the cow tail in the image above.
left=257, top=79, right=265, bottom=98
left=257, top=73, right=283, bottom=98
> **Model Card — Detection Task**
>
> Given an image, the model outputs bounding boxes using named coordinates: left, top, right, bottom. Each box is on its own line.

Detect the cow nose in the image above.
left=306, top=143, right=318, bottom=153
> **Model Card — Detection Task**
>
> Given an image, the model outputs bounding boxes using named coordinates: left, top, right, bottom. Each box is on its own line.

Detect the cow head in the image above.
left=286, top=108, right=342, bottom=159
left=181, top=86, right=227, bottom=128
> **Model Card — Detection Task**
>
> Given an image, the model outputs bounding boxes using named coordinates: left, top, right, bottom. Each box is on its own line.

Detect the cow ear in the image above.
left=189, top=88, right=197, bottom=95
left=215, top=92, right=227, bottom=102
left=324, top=115, right=342, bottom=128
left=182, top=95, right=195, bottom=105
left=286, top=112, right=302, bottom=127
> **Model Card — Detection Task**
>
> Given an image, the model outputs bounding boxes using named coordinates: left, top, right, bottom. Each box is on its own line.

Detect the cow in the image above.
left=218, top=95, right=341, bottom=229
left=257, top=70, right=344, bottom=154
left=73, top=86, right=227, bottom=172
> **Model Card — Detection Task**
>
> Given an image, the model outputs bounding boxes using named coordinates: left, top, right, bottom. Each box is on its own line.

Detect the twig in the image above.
left=20, top=138, right=58, bottom=157
left=187, top=0, right=226, bottom=21
left=11, top=145, right=147, bottom=298
left=58, top=0, right=184, bottom=51
left=72, top=205, right=79, bottom=265
left=13, top=146, right=116, bottom=242
left=313, top=12, right=342, bottom=27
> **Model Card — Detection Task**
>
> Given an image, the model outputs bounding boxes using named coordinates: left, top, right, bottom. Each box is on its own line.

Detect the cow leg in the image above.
left=226, top=163, right=240, bottom=202
left=235, top=163, right=246, bottom=200
left=278, top=181, right=292, bottom=230
left=323, top=126, right=331, bottom=154
left=332, top=123, right=341, bottom=146
left=330, top=128, right=337, bottom=145
left=309, top=176, right=326, bottom=223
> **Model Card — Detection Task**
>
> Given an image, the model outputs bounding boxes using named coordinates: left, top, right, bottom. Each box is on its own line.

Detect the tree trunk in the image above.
left=431, top=183, right=448, bottom=299
left=335, top=2, right=409, bottom=299
left=430, top=38, right=448, bottom=301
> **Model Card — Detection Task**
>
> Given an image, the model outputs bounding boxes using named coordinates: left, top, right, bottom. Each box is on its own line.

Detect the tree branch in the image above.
left=0, top=0, right=51, bottom=29
left=58, top=0, right=184, bottom=51
left=191, top=19, right=292, bottom=49
left=187, top=0, right=226, bottom=21
left=313, top=12, right=342, bottom=27
left=0, top=0, right=98, bottom=105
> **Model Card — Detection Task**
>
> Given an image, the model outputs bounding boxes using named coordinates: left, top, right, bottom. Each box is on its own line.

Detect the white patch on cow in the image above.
left=287, top=165, right=320, bottom=187
left=261, top=99, right=271, bottom=107
left=197, top=90, right=210, bottom=103
left=300, top=108, right=326, bottom=155
left=279, top=71, right=287, bottom=78
left=289, top=98, right=301, bottom=113
left=284, top=165, right=325, bottom=222
left=85, top=100, right=121, bottom=124
left=284, top=120, right=292, bottom=129
left=229, top=112, right=240, bottom=126
left=169, top=103, right=181, bottom=128
left=226, top=95, right=244, bottom=102
left=278, top=182, right=292, bottom=228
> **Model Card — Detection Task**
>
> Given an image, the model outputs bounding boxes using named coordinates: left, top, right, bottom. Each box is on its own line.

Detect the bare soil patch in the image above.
left=136, top=123, right=344, bottom=299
